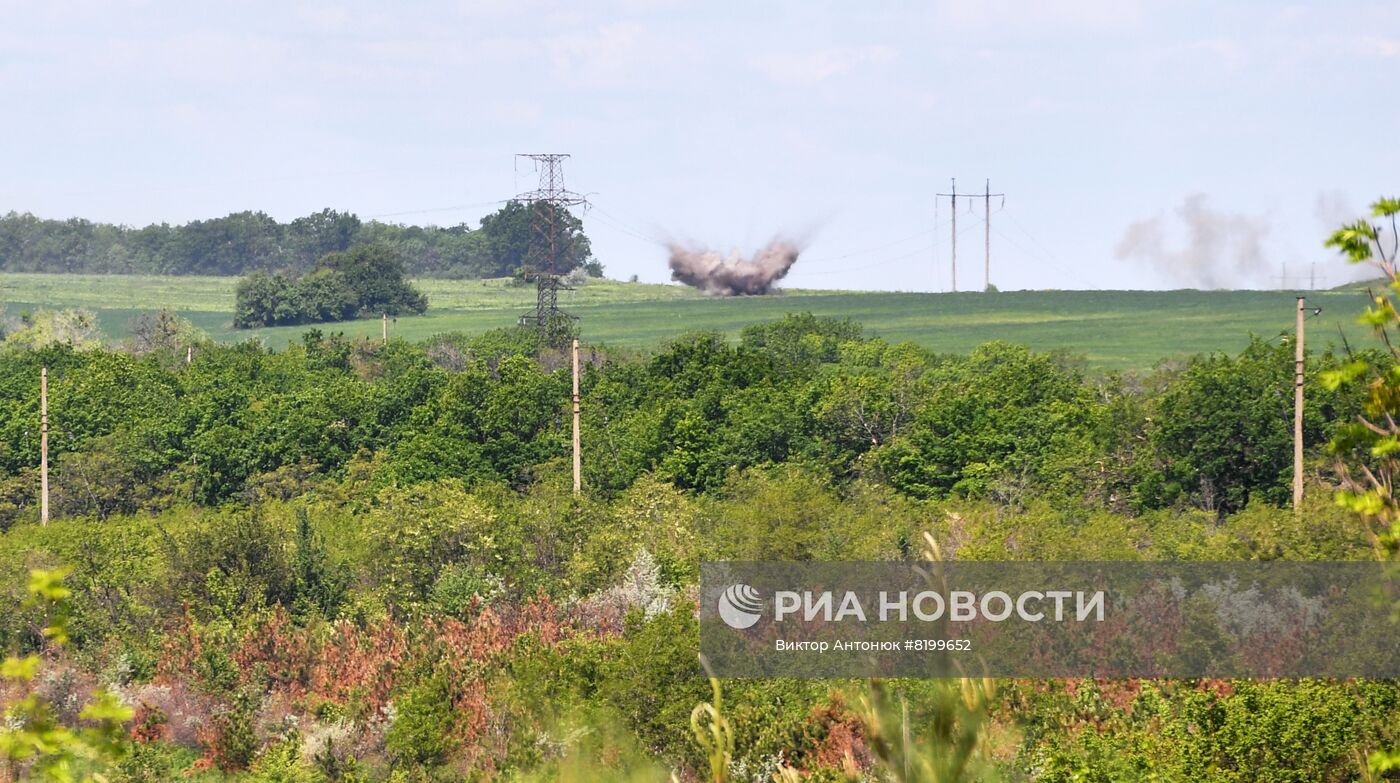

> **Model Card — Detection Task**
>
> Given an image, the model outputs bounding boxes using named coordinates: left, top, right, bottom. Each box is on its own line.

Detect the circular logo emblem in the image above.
left=718, top=583, right=763, bottom=629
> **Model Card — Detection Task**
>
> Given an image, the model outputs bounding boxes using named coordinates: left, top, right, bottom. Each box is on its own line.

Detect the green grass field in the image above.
left=0, top=272, right=1383, bottom=370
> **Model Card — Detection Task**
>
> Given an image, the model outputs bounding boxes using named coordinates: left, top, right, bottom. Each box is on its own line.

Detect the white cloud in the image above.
left=1357, top=36, right=1400, bottom=58
left=542, top=21, right=700, bottom=89
left=751, top=45, right=897, bottom=85
left=935, top=0, right=1146, bottom=31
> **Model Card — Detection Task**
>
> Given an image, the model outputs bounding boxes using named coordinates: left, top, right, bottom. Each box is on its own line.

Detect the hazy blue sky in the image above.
left=2, top=1, right=1396, bottom=291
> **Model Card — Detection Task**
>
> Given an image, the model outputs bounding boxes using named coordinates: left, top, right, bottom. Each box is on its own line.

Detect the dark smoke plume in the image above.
left=667, top=240, right=801, bottom=295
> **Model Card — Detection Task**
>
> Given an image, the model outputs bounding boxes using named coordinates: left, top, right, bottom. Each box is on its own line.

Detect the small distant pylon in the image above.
left=515, top=154, right=587, bottom=341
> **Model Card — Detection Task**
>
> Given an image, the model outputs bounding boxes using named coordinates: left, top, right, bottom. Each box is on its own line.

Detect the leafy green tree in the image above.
left=1324, top=197, right=1400, bottom=559
left=234, top=272, right=296, bottom=328
left=162, top=211, right=284, bottom=274
left=52, top=431, right=177, bottom=519
left=317, top=244, right=427, bottom=316
left=739, top=312, right=863, bottom=375
left=876, top=342, right=1094, bottom=499
left=479, top=200, right=594, bottom=278
left=286, top=208, right=362, bottom=269
left=1145, top=337, right=1357, bottom=514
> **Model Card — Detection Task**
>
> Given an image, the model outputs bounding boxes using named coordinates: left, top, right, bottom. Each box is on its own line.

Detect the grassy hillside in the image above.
left=0, top=272, right=1382, bottom=369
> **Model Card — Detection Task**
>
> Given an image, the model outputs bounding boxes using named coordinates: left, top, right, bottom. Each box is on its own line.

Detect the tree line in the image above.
left=0, top=201, right=600, bottom=278
left=0, top=311, right=1377, bottom=525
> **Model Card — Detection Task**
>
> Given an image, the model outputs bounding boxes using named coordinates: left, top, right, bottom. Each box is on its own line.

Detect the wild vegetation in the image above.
left=1, top=198, right=1398, bottom=781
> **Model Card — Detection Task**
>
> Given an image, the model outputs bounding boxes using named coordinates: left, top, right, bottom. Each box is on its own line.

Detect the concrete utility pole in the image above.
left=949, top=180, right=956, bottom=291
left=1294, top=296, right=1305, bottom=510
left=571, top=338, right=581, bottom=495
left=382, top=313, right=388, bottom=344
left=981, top=180, right=1005, bottom=292
left=40, top=367, right=49, bottom=525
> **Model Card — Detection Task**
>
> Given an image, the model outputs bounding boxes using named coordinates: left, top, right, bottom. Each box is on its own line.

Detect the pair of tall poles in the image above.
left=936, top=179, right=1003, bottom=293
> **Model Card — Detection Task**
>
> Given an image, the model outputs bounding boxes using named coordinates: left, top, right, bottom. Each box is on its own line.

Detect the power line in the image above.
left=996, top=209, right=1097, bottom=289
left=801, top=222, right=947, bottom=267
left=988, top=222, right=1094, bottom=290
left=363, top=200, right=509, bottom=220
left=585, top=204, right=664, bottom=244
left=798, top=242, right=941, bottom=276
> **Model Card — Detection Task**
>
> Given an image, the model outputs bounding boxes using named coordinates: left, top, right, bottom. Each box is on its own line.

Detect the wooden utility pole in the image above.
left=382, top=313, right=388, bottom=344
left=40, top=367, right=49, bottom=525
left=571, top=338, right=581, bottom=495
left=1294, top=296, right=1305, bottom=510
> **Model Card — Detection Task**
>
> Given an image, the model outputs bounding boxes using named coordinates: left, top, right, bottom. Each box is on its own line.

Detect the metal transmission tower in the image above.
left=515, top=154, right=587, bottom=340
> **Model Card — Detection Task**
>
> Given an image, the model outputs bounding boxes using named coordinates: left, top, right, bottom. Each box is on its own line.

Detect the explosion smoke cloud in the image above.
left=1115, top=195, right=1268, bottom=289
left=667, top=240, right=801, bottom=296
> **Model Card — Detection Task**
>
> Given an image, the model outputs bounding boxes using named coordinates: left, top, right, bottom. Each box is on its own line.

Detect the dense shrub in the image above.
left=234, top=245, right=427, bottom=328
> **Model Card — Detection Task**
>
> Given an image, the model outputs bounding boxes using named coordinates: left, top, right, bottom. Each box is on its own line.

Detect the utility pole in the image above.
left=571, top=338, right=581, bottom=495
left=382, top=313, right=388, bottom=344
left=981, top=180, right=1005, bottom=292
left=1294, top=296, right=1305, bottom=510
left=949, top=180, right=956, bottom=291
left=186, top=345, right=192, bottom=365
left=40, top=367, right=49, bottom=526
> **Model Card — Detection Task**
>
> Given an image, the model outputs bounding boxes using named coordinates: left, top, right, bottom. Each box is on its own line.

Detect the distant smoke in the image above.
left=1314, top=190, right=1358, bottom=230
left=667, top=240, right=801, bottom=295
left=1314, top=190, right=1394, bottom=286
left=1115, top=195, right=1269, bottom=288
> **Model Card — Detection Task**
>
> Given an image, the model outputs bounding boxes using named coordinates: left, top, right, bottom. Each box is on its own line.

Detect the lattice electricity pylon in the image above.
left=514, top=154, right=588, bottom=338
